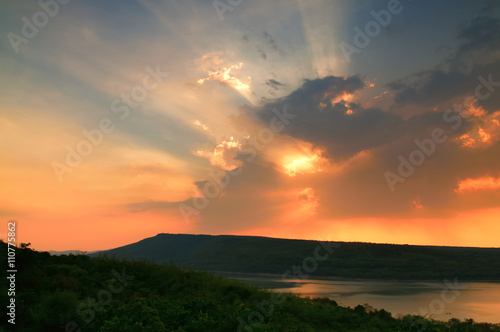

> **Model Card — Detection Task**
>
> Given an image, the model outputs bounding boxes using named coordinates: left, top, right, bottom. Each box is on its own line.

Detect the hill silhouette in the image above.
left=91, top=233, right=500, bottom=280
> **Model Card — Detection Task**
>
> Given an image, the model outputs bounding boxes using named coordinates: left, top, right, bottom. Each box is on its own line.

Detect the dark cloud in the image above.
left=387, top=16, right=500, bottom=111
left=126, top=199, right=191, bottom=213
left=133, top=18, right=500, bottom=224
left=480, top=0, right=498, bottom=13
left=257, top=75, right=408, bottom=160
left=262, top=75, right=364, bottom=108
left=256, top=46, right=267, bottom=60
left=304, top=120, right=500, bottom=219
left=386, top=70, right=469, bottom=106
left=131, top=74, right=499, bottom=225
left=452, top=16, right=500, bottom=67
left=265, top=79, right=285, bottom=91
left=249, top=73, right=500, bottom=218
left=263, top=31, right=286, bottom=56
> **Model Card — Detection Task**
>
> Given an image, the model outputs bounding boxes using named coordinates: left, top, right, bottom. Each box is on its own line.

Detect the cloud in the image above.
left=255, top=75, right=365, bottom=129
left=456, top=176, right=500, bottom=192
left=0, top=209, right=19, bottom=218
left=256, top=75, right=407, bottom=160
left=239, top=72, right=499, bottom=218
left=126, top=199, right=189, bottom=213
left=190, top=155, right=294, bottom=233
left=125, top=179, right=212, bottom=215
left=451, top=16, right=500, bottom=69
left=124, top=60, right=500, bottom=234
left=265, top=79, right=285, bottom=91
left=454, top=105, right=500, bottom=148
left=387, top=70, right=470, bottom=106
left=387, top=16, right=500, bottom=112
left=257, top=46, right=267, bottom=60
left=195, top=137, right=243, bottom=171
left=263, top=31, right=286, bottom=56
left=196, top=52, right=251, bottom=93
left=193, top=120, right=212, bottom=135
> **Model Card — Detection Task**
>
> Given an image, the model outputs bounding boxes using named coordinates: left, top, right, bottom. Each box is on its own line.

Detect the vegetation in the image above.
left=2, top=241, right=500, bottom=331
left=92, top=233, right=500, bottom=280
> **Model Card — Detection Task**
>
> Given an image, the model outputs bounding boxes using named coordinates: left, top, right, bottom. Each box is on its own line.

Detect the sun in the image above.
left=282, top=147, right=326, bottom=177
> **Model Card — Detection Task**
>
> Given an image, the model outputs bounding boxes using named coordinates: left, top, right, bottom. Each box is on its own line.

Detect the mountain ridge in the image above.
left=90, top=233, right=500, bottom=280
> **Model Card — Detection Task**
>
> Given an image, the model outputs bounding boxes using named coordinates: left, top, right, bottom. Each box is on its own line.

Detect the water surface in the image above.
left=217, top=272, right=500, bottom=324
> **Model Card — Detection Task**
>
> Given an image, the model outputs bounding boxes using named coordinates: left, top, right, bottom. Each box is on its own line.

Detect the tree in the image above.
left=20, top=242, right=33, bottom=250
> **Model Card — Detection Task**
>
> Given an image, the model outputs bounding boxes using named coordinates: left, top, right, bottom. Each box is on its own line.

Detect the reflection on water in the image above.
left=216, top=272, right=500, bottom=324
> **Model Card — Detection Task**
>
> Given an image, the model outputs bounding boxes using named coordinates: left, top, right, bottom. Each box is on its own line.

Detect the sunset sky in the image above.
left=1, top=0, right=500, bottom=251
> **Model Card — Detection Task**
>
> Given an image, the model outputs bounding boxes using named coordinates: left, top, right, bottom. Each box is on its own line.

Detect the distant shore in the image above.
left=212, top=270, right=500, bottom=283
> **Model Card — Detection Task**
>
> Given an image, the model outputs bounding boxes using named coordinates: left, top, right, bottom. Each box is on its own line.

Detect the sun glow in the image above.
left=283, top=148, right=326, bottom=177
left=294, top=187, right=319, bottom=218
left=331, top=92, right=353, bottom=105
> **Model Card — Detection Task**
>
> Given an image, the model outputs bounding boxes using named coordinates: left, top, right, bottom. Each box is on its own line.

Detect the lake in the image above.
left=215, top=272, right=500, bottom=324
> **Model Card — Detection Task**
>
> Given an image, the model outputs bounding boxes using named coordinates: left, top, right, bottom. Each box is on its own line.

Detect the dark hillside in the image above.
left=92, top=233, right=500, bottom=280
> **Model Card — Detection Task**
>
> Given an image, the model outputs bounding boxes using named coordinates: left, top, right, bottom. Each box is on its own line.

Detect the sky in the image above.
left=1, top=0, right=500, bottom=251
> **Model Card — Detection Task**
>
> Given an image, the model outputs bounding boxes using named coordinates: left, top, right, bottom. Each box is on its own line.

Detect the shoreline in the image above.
left=211, top=270, right=500, bottom=283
